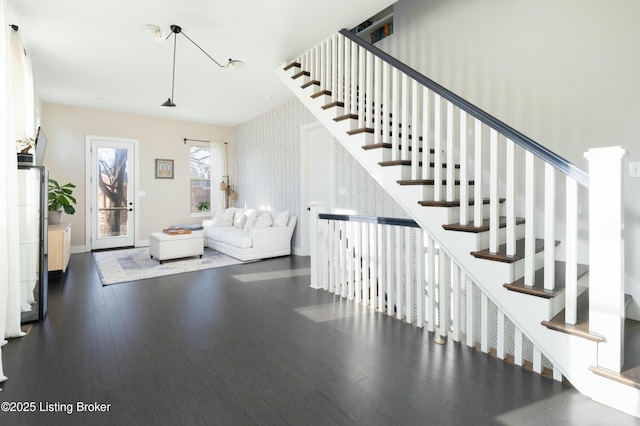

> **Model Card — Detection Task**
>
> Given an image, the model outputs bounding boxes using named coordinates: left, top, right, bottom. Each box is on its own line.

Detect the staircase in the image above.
left=277, top=29, right=638, bottom=417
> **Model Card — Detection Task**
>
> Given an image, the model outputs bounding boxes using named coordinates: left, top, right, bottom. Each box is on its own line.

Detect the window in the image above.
left=190, top=144, right=211, bottom=214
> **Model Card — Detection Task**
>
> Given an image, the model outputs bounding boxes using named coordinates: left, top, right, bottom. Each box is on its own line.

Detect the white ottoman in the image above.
left=149, top=231, right=204, bottom=264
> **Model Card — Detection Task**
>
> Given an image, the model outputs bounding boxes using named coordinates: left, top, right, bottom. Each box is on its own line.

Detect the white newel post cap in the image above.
left=584, top=146, right=628, bottom=160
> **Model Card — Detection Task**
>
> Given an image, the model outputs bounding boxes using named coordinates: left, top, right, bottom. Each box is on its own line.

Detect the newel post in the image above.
left=584, top=146, right=627, bottom=373
left=308, top=202, right=326, bottom=289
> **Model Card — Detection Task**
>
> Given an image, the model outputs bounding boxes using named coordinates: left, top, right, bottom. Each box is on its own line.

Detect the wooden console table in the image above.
left=48, top=222, right=71, bottom=272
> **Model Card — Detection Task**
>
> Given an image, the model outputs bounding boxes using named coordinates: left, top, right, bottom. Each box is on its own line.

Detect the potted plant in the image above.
left=16, top=134, right=36, bottom=164
left=198, top=201, right=210, bottom=212
left=48, top=179, right=77, bottom=224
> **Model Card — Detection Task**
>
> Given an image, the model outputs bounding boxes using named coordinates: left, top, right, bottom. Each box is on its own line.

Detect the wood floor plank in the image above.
left=0, top=252, right=637, bottom=425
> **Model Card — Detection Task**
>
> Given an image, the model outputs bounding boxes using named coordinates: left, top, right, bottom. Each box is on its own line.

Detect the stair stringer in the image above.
left=277, top=65, right=640, bottom=418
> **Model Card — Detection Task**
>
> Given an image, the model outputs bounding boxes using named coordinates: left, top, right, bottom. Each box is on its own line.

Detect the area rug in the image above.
left=93, top=247, right=244, bottom=286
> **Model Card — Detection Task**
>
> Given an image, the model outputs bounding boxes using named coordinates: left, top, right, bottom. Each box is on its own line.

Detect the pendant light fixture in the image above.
left=158, top=24, right=245, bottom=108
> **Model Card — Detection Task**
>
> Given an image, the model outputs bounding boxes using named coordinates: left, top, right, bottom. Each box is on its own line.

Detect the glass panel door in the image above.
left=90, top=139, right=135, bottom=250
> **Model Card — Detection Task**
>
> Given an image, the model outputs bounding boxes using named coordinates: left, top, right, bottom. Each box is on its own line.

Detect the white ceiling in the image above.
left=6, top=0, right=395, bottom=126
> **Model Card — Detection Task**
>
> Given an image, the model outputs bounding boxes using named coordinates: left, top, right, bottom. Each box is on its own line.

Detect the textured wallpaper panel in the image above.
left=235, top=98, right=407, bottom=252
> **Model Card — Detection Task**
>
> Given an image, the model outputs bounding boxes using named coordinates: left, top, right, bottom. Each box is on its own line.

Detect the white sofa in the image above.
left=202, top=208, right=296, bottom=261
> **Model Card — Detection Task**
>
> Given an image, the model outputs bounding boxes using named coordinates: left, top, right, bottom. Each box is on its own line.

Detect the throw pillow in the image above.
left=272, top=210, right=290, bottom=227
left=254, top=212, right=273, bottom=229
left=234, top=213, right=247, bottom=229
left=212, top=208, right=234, bottom=227
left=244, top=211, right=261, bottom=231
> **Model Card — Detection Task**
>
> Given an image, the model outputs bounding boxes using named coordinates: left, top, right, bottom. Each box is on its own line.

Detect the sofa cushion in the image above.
left=219, top=229, right=253, bottom=249
left=254, top=212, right=272, bottom=229
left=272, top=210, right=290, bottom=227
left=212, top=208, right=234, bottom=227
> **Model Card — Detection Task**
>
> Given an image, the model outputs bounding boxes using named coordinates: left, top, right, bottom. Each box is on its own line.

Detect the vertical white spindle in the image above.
left=524, top=152, right=536, bottom=286
left=373, top=57, right=382, bottom=145
left=466, top=277, right=475, bottom=348
left=369, top=223, right=378, bottom=310
left=411, top=80, right=420, bottom=180
left=433, top=94, right=443, bottom=201
left=336, top=34, right=343, bottom=102
left=395, top=227, right=403, bottom=320
left=459, top=111, right=469, bottom=225
left=544, top=164, right=556, bottom=290
left=382, top=63, right=390, bottom=146
left=343, top=38, right=351, bottom=115
left=505, top=139, right=516, bottom=256
left=357, top=47, right=365, bottom=129
left=427, top=235, right=436, bottom=332
left=473, top=119, right=483, bottom=227
left=553, top=366, right=563, bottom=382
left=377, top=223, right=385, bottom=311
left=416, top=229, right=425, bottom=328
left=565, top=177, right=578, bottom=324
left=422, top=89, right=431, bottom=180
left=489, top=129, right=499, bottom=253
left=446, top=102, right=455, bottom=202
left=514, top=329, right=523, bottom=366
left=497, top=311, right=505, bottom=359
left=354, top=222, right=361, bottom=303
left=350, top=41, right=358, bottom=117
left=331, top=35, right=337, bottom=102
left=365, top=51, right=374, bottom=129
left=401, top=73, right=410, bottom=163
left=362, top=222, right=369, bottom=306
left=320, top=41, right=326, bottom=92
left=533, top=347, right=542, bottom=374
left=451, top=262, right=460, bottom=342
left=438, top=249, right=448, bottom=339
left=386, top=225, right=394, bottom=316
left=481, top=293, right=489, bottom=353
left=391, top=69, right=400, bottom=160
left=340, top=221, right=348, bottom=297
left=405, top=227, right=413, bottom=324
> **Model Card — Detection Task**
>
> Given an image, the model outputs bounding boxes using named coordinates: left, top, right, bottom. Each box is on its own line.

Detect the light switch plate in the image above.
left=630, top=162, right=640, bottom=178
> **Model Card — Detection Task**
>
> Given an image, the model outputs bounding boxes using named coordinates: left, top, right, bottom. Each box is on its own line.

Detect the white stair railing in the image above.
left=313, top=213, right=560, bottom=378
left=295, top=29, right=593, bottom=327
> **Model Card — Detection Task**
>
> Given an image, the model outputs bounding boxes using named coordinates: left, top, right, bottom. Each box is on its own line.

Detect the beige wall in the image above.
left=41, top=103, right=235, bottom=250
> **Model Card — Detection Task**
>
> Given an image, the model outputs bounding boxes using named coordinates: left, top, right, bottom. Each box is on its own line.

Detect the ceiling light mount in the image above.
left=159, top=24, right=245, bottom=108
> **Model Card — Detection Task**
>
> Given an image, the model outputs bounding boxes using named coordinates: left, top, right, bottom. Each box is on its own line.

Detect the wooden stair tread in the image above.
left=300, top=80, right=320, bottom=89
left=589, top=365, right=640, bottom=390
left=379, top=160, right=460, bottom=169
left=503, top=261, right=589, bottom=299
left=398, top=179, right=475, bottom=186
left=291, top=70, right=310, bottom=80
left=283, top=62, right=301, bottom=71
left=443, top=217, right=524, bottom=233
left=322, top=101, right=344, bottom=110
left=348, top=127, right=374, bottom=136
left=419, top=198, right=504, bottom=208
left=311, top=90, right=331, bottom=99
left=362, top=143, right=434, bottom=154
left=540, top=291, right=604, bottom=342
left=470, top=238, right=559, bottom=263
left=334, top=114, right=358, bottom=122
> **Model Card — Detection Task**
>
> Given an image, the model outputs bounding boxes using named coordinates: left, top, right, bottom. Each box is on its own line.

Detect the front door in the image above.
left=87, top=136, right=137, bottom=250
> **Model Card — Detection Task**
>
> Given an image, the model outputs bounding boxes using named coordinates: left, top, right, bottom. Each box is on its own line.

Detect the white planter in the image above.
left=49, top=210, right=63, bottom=225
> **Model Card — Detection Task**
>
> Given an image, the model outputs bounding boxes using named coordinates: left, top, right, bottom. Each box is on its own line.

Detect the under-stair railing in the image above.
left=289, top=29, right=627, bottom=374
left=311, top=212, right=562, bottom=380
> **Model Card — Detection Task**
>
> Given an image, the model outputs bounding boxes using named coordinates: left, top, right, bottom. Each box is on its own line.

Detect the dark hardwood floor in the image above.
left=1, top=252, right=639, bottom=425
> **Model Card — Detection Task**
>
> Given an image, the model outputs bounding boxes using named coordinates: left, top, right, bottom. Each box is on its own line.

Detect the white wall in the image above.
left=41, top=103, right=235, bottom=249
left=235, top=99, right=407, bottom=253
left=384, top=0, right=640, bottom=284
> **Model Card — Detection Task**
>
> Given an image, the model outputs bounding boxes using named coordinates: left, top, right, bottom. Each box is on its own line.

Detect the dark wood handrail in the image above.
left=339, top=29, right=589, bottom=188
left=319, top=213, right=420, bottom=228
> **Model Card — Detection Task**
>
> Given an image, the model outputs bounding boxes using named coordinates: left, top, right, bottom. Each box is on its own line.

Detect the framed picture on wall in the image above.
left=155, top=159, right=174, bottom=179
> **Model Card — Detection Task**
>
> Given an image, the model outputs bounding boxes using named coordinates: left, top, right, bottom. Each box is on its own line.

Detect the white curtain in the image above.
left=0, top=6, right=31, bottom=382
left=211, top=142, right=227, bottom=211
